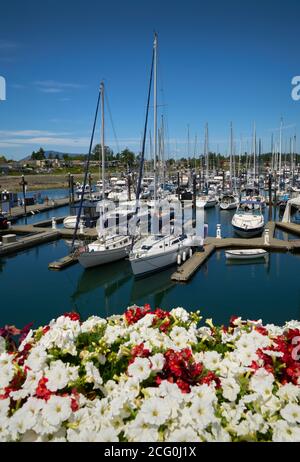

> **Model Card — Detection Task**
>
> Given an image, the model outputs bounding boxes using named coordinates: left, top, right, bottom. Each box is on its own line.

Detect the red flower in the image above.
left=124, top=305, right=151, bottom=325
left=35, top=377, right=52, bottom=401
left=64, top=312, right=80, bottom=321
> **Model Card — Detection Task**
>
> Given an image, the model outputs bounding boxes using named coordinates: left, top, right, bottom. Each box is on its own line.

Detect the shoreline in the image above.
left=0, top=174, right=86, bottom=193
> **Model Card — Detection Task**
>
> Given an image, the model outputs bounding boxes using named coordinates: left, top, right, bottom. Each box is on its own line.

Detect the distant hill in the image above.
left=21, top=151, right=86, bottom=161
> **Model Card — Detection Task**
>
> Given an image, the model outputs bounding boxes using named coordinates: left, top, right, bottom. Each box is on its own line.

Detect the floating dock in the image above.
left=6, top=198, right=79, bottom=222
left=0, top=230, right=60, bottom=256
left=171, top=244, right=215, bottom=282
left=171, top=221, right=300, bottom=283
left=48, top=254, right=78, bottom=270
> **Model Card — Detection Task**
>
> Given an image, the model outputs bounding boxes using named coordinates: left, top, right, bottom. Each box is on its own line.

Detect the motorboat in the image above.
left=225, top=248, right=268, bottom=260
left=219, top=193, right=239, bottom=210
left=231, top=201, right=265, bottom=237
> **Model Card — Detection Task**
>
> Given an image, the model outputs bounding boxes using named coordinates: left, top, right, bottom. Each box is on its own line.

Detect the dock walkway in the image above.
left=171, top=221, right=300, bottom=282
left=6, top=197, right=78, bottom=222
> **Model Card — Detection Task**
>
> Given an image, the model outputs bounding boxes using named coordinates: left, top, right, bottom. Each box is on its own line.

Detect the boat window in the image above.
left=141, top=245, right=152, bottom=250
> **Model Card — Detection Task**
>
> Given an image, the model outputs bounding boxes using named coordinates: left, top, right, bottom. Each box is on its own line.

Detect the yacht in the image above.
left=231, top=201, right=265, bottom=237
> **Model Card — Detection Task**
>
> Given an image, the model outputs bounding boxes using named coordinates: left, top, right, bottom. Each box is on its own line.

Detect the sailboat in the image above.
left=129, top=33, right=193, bottom=277
left=78, top=82, right=132, bottom=269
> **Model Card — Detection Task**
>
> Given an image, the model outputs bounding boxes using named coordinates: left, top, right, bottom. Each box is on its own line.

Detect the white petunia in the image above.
left=127, top=357, right=151, bottom=382
left=139, top=397, right=170, bottom=425
left=85, top=361, right=103, bottom=389
left=221, top=377, right=240, bottom=402
left=272, top=420, right=300, bottom=442
left=124, top=415, right=159, bottom=442
left=201, top=351, right=221, bottom=371
left=25, top=346, right=47, bottom=372
left=280, top=403, right=300, bottom=424
left=250, top=368, right=274, bottom=393
left=167, top=426, right=199, bottom=442
left=42, top=395, right=72, bottom=427
left=150, top=353, right=165, bottom=372
left=170, top=307, right=190, bottom=322
left=189, top=398, right=216, bottom=430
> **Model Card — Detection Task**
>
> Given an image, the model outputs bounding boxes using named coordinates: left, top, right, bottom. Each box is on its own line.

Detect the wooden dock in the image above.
left=6, top=198, right=78, bottom=222
left=48, top=254, right=78, bottom=270
left=0, top=230, right=60, bottom=256
left=170, top=221, right=300, bottom=283
left=171, top=244, right=216, bottom=282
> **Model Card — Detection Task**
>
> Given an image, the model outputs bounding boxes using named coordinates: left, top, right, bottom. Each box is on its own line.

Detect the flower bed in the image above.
left=0, top=306, right=300, bottom=442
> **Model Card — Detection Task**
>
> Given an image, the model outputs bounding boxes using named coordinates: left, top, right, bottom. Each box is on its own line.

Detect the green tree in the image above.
left=120, top=148, right=135, bottom=167
left=31, top=147, right=45, bottom=160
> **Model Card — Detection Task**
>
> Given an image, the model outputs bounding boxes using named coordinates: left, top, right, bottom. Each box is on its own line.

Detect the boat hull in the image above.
left=219, top=202, right=238, bottom=210
left=78, top=246, right=130, bottom=268
left=130, top=246, right=188, bottom=277
left=232, top=225, right=264, bottom=238
left=225, top=249, right=267, bottom=260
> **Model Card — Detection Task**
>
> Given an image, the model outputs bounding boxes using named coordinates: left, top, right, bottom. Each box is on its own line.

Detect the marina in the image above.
left=1, top=0, right=300, bottom=444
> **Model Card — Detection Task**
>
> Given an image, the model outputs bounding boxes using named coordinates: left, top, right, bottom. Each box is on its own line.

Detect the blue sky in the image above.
left=0, top=0, right=300, bottom=160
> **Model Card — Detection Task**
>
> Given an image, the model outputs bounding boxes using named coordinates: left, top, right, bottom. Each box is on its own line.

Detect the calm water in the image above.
left=1, top=238, right=299, bottom=328
left=1, top=190, right=299, bottom=328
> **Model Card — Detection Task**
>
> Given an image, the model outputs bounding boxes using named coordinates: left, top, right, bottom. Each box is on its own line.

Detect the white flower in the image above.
left=124, top=415, right=159, bottom=442
left=201, top=351, right=221, bottom=371
left=276, top=383, right=300, bottom=402
left=9, top=409, right=35, bottom=438
left=46, top=360, right=77, bottom=392
left=42, top=395, right=72, bottom=426
left=250, top=368, right=274, bottom=393
left=189, top=398, right=215, bottom=430
left=139, top=397, right=170, bottom=425
left=25, top=346, right=47, bottom=372
left=170, top=307, right=190, bottom=322
left=272, top=420, right=300, bottom=442
left=81, top=316, right=106, bottom=333
left=128, top=357, right=151, bottom=382
left=85, top=361, right=103, bottom=389
left=150, top=353, right=165, bottom=372
left=167, top=426, right=199, bottom=442
left=280, top=403, right=300, bottom=424
left=190, top=384, right=217, bottom=405
left=221, top=377, right=240, bottom=402
left=0, top=398, right=10, bottom=417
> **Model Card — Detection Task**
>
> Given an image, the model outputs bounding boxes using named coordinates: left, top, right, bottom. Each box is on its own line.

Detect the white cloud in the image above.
left=34, top=80, right=85, bottom=93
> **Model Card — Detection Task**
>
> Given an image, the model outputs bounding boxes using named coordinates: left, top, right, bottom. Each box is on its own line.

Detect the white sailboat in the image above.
left=78, top=82, right=132, bottom=269
left=231, top=201, right=265, bottom=237
left=130, top=234, right=192, bottom=277
left=130, top=33, right=193, bottom=277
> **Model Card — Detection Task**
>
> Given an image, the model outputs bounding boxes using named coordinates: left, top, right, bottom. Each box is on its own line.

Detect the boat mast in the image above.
left=100, top=82, right=105, bottom=200
left=205, top=122, right=209, bottom=182
left=230, top=121, right=233, bottom=189
left=253, top=121, right=256, bottom=182
left=279, top=117, right=283, bottom=175
left=153, top=33, right=158, bottom=202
